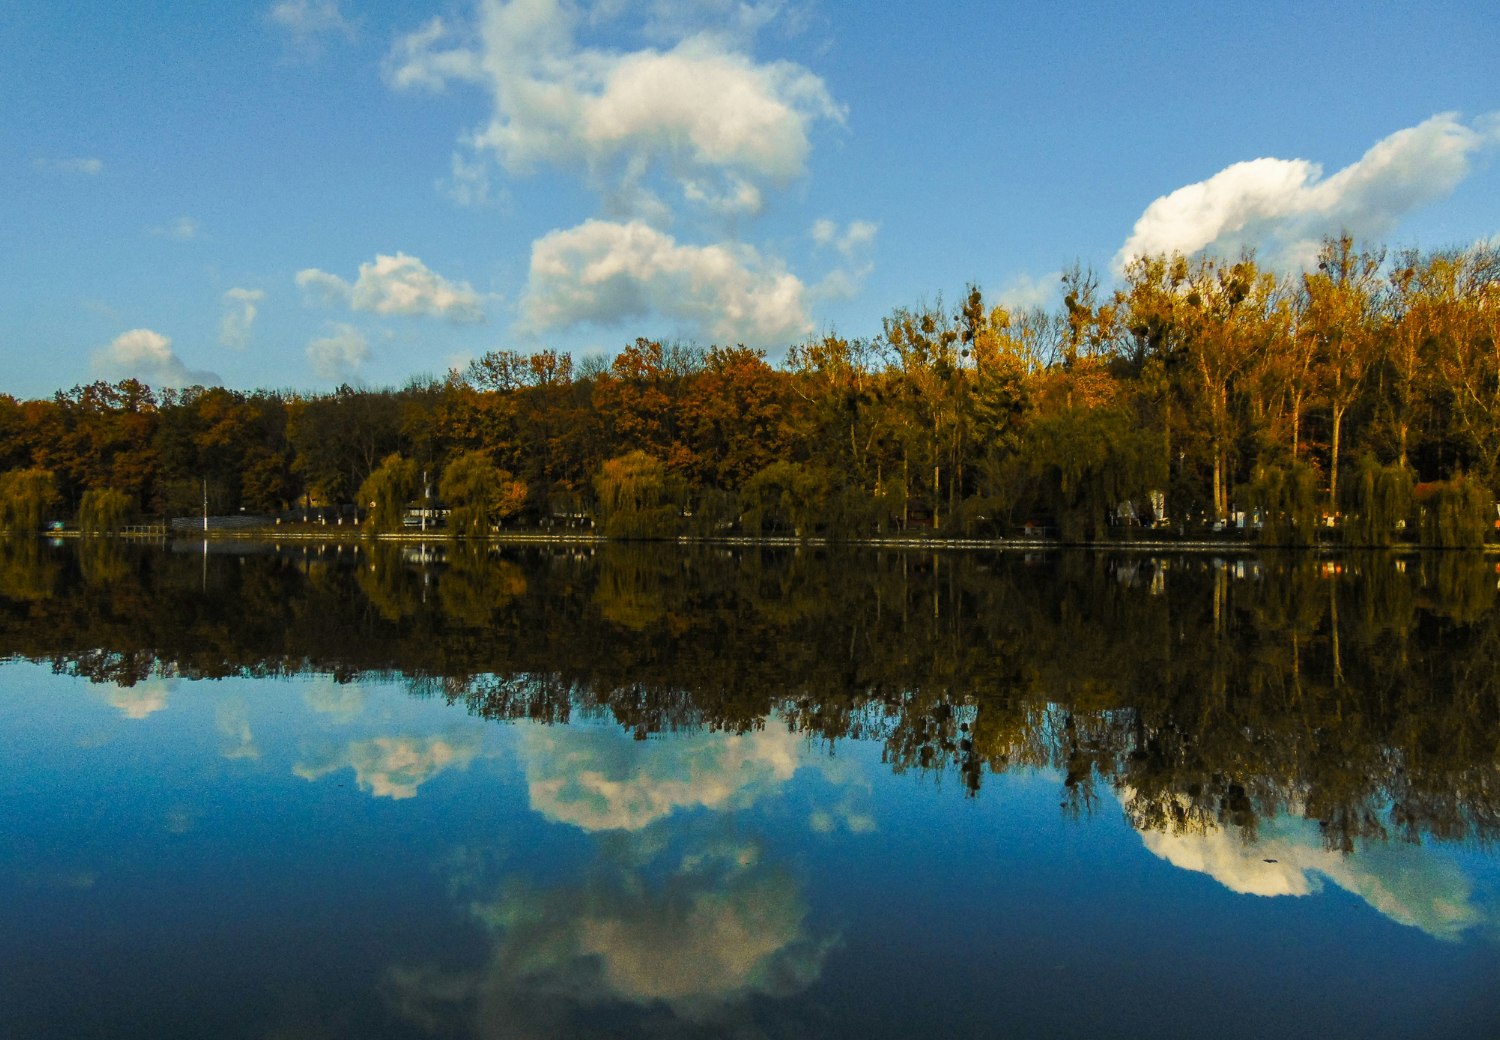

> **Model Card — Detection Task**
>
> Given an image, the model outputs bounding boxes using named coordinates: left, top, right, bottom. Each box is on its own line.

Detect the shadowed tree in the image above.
left=357, top=452, right=417, bottom=534
left=0, top=468, right=60, bottom=534
left=440, top=451, right=527, bottom=538
left=78, top=488, right=134, bottom=535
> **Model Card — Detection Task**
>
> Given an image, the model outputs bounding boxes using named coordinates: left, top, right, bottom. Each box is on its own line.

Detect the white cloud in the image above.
left=808, top=217, right=877, bottom=301
left=149, top=216, right=199, bottom=240
left=811, top=217, right=876, bottom=256
left=442, top=150, right=497, bottom=208
left=269, top=0, right=354, bottom=42
left=297, top=253, right=486, bottom=323
left=306, top=322, right=370, bottom=380
left=994, top=269, right=1061, bottom=312
left=1117, top=112, right=1500, bottom=272
left=295, top=732, right=484, bottom=799
left=385, top=0, right=843, bottom=219
left=91, top=328, right=220, bottom=388
left=219, top=287, right=265, bottom=349
left=1137, top=810, right=1486, bottom=941
left=36, top=156, right=103, bottom=175
left=523, top=218, right=811, bottom=345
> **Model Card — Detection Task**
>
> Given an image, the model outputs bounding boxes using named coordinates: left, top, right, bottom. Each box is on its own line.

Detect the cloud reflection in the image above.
left=517, top=724, right=806, bottom=832
left=295, top=732, right=484, bottom=799
left=302, top=678, right=367, bottom=724
left=216, top=699, right=260, bottom=761
left=1138, top=814, right=1484, bottom=941
left=98, top=678, right=172, bottom=720
left=388, top=832, right=834, bottom=1037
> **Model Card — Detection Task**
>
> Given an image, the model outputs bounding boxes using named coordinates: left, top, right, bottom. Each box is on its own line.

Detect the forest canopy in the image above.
left=3, top=238, right=1498, bottom=542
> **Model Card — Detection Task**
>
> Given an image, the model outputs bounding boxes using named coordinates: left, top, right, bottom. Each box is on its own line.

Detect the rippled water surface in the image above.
left=2, top=540, right=1498, bottom=1038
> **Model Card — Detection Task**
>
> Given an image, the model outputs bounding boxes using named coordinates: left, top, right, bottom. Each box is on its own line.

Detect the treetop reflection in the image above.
left=3, top=538, right=1499, bottom=853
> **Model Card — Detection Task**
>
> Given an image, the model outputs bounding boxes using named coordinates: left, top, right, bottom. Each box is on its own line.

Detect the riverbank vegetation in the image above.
left=2, top=237, right=1498, bottom=544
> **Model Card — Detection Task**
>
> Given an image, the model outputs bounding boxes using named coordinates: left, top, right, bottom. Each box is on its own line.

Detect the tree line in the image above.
left=3, top=236, right=1499, bottom=544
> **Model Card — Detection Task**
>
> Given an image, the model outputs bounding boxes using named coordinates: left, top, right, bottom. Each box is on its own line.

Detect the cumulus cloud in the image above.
left=297, top=252, right=486, bottom=323
left=1117, top=112, right=1500, bottom=272
left=1138, top=812, right=1486, bottom=941
left=219, top=287, right=265, bottom=349
left=295, top=732, right=484, bottom=799
left=305, top=322, right=370, bottom=380
left=385, top=0, right=843, bottom=217
left=522, top=218, right=811, bottom=345
left=91, top=328, right=220, bottom=388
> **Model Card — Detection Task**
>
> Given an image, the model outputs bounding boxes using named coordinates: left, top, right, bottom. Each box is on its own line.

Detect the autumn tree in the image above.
left=1303, top=235, right=1386, bottom=508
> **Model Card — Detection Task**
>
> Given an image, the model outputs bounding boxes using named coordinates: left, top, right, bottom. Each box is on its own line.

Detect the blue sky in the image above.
left=4, top=0, right=1498, bottom=397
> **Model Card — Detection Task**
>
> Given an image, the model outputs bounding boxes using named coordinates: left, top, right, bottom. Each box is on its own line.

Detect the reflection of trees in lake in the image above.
left=2, top=540, right=1498, bottom=848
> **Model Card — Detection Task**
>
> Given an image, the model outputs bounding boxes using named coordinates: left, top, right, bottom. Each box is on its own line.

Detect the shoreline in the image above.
left=35, top=527, right=1500, bottom=555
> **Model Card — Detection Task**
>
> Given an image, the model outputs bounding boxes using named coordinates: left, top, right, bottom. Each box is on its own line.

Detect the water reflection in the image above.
left=2, top=540, right=1499, bottom=856
left=389, top=824, right=833, bottom=1038
left=296, top=730, right=487, bottom=799
left=3, top=614, right=1499, bottom=1038
left=1136, top=810, right=1485, bottom=940
left=518, top=724, right=811, bottom=832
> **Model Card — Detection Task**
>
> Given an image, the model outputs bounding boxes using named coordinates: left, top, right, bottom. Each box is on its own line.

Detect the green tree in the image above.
left=357, top=452, right=417, bottom=534
left=741, top=460, right=828, bottom=538
left=592, top=450, right=683, bottom=538
left=1247, top=461, right=1320, bottom=547
left=78, top=488, right=134, bottom=535
left=1340, top=456, right=1412, bottom=548
left=0, top=468, right=59, bottom=534
left=439, top=451, right=527, bottom=538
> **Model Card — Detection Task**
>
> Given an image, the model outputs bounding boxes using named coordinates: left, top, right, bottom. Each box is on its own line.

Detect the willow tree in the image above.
left=1339, top=456, right=1412, bottom=548
left=356, top=453, right=416, bottom=534
left=1247, top=461, right=1319, bottom=547
left=1417, top=476, right=1494, bottom=549
left=592, top=450, right=683, bottom=539
left=1022, top=405, right=1164, bottom=542
left=0, top=468, right=58, bottom=534
left=439, top=451, right=527, bottom=539
left=78, top=488, right=133, bottom=535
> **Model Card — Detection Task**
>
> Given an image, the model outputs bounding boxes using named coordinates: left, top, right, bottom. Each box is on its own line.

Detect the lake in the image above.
left=2, top=538, right=1498, bottom=1039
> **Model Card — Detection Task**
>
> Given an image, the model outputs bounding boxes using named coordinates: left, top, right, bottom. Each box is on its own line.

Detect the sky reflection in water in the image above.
left=3, top=654, right=1498, bottom=1039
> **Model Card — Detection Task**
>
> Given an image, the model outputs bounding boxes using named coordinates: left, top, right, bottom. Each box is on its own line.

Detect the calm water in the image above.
left=2, top=539, right=1498, bottom=1039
